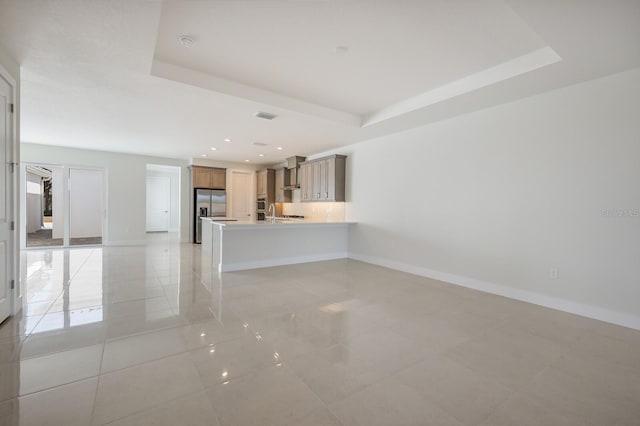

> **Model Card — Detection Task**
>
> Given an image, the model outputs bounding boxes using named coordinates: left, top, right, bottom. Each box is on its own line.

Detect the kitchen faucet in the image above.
left=268, top=203, right=275, bottom=222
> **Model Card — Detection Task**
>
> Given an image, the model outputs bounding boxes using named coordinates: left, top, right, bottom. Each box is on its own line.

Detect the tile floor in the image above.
left=1, top=233, right=639, bottom=425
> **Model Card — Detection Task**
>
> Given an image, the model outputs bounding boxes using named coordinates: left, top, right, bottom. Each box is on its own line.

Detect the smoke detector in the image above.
left=255, top=111, right=277, bottom=120
left=178, top=35, right=195, bottom=47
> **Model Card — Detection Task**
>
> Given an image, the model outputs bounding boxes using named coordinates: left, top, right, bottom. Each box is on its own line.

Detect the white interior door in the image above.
left=146, top=176, right=170, bottom=231
left=230, top=171, right=252, bottom=219
left=69, top=168, right=103, bottom=241
left=0, top=75, right=14, bottom=322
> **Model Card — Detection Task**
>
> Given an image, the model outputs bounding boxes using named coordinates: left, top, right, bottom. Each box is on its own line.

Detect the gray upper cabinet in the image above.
left=300, top=162, right=311, bottom=201
left=300, top=155, right=346, bottom=202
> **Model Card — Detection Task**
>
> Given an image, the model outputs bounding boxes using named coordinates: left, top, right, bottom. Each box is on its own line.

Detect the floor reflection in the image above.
left=2, top=233, right=638, bottom=426
left=22, top=248, right=103, bottom=335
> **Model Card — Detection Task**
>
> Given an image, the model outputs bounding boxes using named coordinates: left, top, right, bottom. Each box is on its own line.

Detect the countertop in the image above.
left=202, top=217, right=353, bottom=230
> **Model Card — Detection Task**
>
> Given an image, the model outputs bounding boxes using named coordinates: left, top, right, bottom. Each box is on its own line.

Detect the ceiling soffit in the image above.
left=151, top=0, right=558, bottom=128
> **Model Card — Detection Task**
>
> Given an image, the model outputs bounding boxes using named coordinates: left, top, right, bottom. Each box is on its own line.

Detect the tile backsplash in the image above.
left=280, top=190, right=345, bottom=221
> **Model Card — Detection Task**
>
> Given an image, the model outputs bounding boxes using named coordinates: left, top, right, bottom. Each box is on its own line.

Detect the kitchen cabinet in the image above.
left=275, top=168, right=291, bottom=202
left=256, top=169, right=275, bottom=200
left=300, top=162, right=312, bottom=201
left=300, top=155, right=346, bottom=202
left=257, top=170, right=265, bottom=197
left=193, top=166, right=226, bottom=189
left=312, top=161, right=321, bottom=201
left=256, top=169, right=277, bottom=218
left=211, top=170, right=226, bottom=189
left=193, top=167, right=210, bottom=188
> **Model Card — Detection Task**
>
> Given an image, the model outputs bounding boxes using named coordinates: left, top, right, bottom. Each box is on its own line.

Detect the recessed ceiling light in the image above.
left=201, top=154, right=207, bottom=157
left=210, top=147, right=217, bottom=151
left=333, top=46, right=349, bottom=55
left=224, top=138, right=231, bottom=143
left=179, top=34, right=195, bottom=47
left=258, top=154, right=265, bottom=157
left=244, top=159, right=250, bottom=162
left=276, top=147, right=283, bottom=150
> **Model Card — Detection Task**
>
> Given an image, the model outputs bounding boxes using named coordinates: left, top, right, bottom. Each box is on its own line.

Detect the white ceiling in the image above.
left=0, top=0, right=639, bottom=165
left=155, top=0, right=546, bottom=116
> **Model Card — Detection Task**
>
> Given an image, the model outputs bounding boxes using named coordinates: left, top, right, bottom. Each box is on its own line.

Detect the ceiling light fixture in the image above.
left=200, top=154, right=207, bottom=157
left=258, top=154, right=265, bottom=157
left=178, top=34, right=195, bottom=47
left=244, top=159, right=250, bottom=162
left=276, top=147, right=283, bottom=150
left=223, top=138, right=231, bottom=142
left=210, top=147, right=217, bottom=151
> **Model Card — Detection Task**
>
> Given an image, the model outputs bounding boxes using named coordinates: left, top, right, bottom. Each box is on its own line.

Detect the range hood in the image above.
left=283, top=156, right=306, bottom=190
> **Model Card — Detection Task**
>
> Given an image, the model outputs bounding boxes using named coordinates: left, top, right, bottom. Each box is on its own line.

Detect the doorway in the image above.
left=146, top=164, right=180, bottom=235
left=25, top=165, right=63, bottom=247
left=146, top=176, right=170, bottom=232
left=21, top=164, right=104, bottom=248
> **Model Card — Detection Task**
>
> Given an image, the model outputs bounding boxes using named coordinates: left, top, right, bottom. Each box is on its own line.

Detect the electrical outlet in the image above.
left=550, top=268, right=560, bottom=280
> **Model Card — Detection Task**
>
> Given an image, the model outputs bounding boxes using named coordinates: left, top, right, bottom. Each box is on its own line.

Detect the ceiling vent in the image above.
left=255, top=111, right=277, bottom=120
left=251, top=142, right=268, bottom=147
left=178, top=35, right=195, bottom=47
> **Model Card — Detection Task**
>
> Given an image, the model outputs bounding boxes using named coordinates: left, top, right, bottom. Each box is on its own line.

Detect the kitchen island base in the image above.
left=202, top=219, right=350, bottom=272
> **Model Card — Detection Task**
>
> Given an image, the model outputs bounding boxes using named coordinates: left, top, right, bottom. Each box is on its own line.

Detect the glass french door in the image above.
left=24, top=165, right=104, bottom=248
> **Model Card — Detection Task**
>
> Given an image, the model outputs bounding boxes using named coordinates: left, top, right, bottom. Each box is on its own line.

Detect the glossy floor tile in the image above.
left=0, top=232, right=638, bottom=425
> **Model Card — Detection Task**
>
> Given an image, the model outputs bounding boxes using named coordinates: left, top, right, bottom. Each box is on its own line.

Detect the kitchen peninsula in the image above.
left=201, top=218, right=351, bottom=272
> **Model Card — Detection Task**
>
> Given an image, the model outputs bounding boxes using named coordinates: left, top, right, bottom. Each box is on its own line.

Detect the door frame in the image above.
left=146, top=164, right=181, bottom=236
left=0, top=62, right=19, bottom=316
left=146, top=175, right=171, bottom=232
left=20, top=162, right=108, bottom=249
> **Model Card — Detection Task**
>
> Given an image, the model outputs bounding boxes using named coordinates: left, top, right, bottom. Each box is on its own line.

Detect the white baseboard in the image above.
left=105, top=240, right=147, bottom=247
left=221, top=252, right=349, bottom=272
left=349, top=252, right=640, bottom=331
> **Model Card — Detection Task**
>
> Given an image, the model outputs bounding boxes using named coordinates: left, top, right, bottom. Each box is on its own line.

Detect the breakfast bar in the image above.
left=201, top=218, right=351, bottom=272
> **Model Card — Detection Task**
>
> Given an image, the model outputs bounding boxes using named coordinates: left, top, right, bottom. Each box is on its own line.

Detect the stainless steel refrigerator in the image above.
left=194, top=189, right=226, bottom=243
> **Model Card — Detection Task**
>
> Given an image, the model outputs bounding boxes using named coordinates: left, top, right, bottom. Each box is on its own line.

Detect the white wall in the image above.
left=69, top=168, right=103, bottom=238
left=146, top=165, right=180, bottom=231
left=337, top=68, right=640, bottom=329
left=20, top=145, right=191, bottom=244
